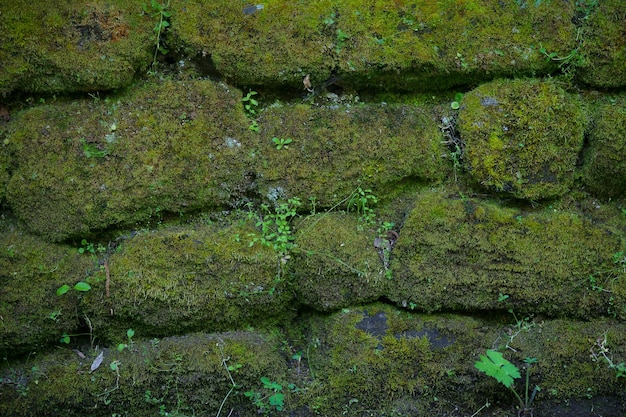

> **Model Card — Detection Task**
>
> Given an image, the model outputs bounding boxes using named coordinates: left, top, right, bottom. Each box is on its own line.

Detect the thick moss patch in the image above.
left=255, top=102, right=446, bottom=206
left=581, top=94, right=626, bottom=198
left=577, top=0, right=626, bottom=89
left=6, top=79, right=254, bottom=242
left=291, top=212, right=387, bottom=311
left=170, top=0, right=577, bottom=91
left=389, top=189, right=624, bottom=319
left=0, top=223, right=94, bottom=358
left=81, top=220, right=294, bottom=342
left=304, top=303, right=626, bottom=416
left=0, top=0, right=153, bottom=95
left=458, top=78, right=586, bottom=200
left=0, top=331, right=287, bottom=416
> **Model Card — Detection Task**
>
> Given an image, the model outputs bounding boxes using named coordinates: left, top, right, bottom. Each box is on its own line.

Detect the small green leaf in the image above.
left=60, top=334, right=70, bottom=344
left=127, top=328, right=135, bottom=339
left=475, top=349, right=520, bottom=388
left=56, top=285, right=70, bottom=296
left=73, top=282, right=92, bottom=292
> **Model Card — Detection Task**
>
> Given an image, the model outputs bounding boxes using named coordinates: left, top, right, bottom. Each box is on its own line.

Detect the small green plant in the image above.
left=56, top=281, right=92, bottom=296
left=144, top=0, right=171, bottom=73
left=335, top=29, right=350, bottom=53
left=475, top=350, right=540, bottom=415
left=117, top=329, right=135, bottom=352
left=242, top=90, right=258, bottom=116
left=347, top=187, right=377, bottom=226
left=242, top=90, right=260, bottom=131
left=590, top=332, right=626, bottom=379
left=245, top=377, right=285, bottom=414
left=77, top=238, right=105, bottom=255
left=450, top=92, right=464, bottom=110
left=272, top=137, right=292, bottom=150
left=80, top=139, right=108, bottom=159
left=246, top=198, right=301, bottom=257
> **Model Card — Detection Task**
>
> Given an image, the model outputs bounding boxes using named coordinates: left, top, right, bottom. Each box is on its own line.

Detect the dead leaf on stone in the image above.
left=303, top=74, right=312, bottom=92
left=90, top=350, right=104, bottom=373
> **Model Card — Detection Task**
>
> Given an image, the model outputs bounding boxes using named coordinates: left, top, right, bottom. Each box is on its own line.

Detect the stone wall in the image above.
left=1, top=1, right=625, bottom=416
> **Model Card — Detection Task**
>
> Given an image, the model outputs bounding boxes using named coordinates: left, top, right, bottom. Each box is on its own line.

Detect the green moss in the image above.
left=0, top=331, right=287, bottom=416
left=171, top=0, right=332, bottom=89
left=581, top=94, right=626, bottom=198
left=0, top=0, right=153, bottom=94
left=255, top=102, right=446, bottom=207
left=577, top=0, right=626, bottom=88
left=6, top=79, right=254, bottom=241
left=81, top=220, right=294, bottom=342
left=389, top=189, right=623, bottom=318
left=170, top=0, right=577, bottom=91
left=0, top=141, right=8, bottom=203
left=291, top=212, right=386, bottom=311
left=458, top=78, right=586, bottom=199
left=0, top=223, right=94, bottom=358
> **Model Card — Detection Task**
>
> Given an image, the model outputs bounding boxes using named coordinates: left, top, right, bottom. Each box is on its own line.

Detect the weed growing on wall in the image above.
left=475, top=350, right=540, bottom=416
left=144, top=0, right=171, bottom=74
left=590, top=332, right=626, bottom=379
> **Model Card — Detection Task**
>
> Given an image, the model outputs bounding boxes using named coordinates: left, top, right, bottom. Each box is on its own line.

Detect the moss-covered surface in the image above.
left=3, top=303, right=625, bottom=416
left=1, top=1, right=626, bottom=414
left=255, top=102, right=446, bottom=206
left=300, top=303, right=626, bottom=416
left=0, top=0, right=153, bottom=95
left=170, top=0, right=579, bottom=91
left=458, top=78, right=586, bottom=200
left=577, top=0, right=626, bottom=89
left=80, top=219, right=295, bottom=343
left=389, top=189, right=625, bottom=319
left=291, top=212, right=387, bottom=311
left=0, top=141, right=8, bottom=203
left=0, top=219, right=95, bottom=358
left=0, top=331, right=288, bottom=417
left=581, top=93, right=626, bottom=198
left=6, top=79, right=254, bottom=242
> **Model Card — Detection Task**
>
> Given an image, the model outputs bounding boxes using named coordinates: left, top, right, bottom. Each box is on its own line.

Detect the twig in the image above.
left=104, top=259, right=110, bottom=297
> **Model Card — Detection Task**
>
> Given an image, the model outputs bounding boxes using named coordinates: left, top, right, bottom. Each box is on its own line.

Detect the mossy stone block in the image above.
left=291, top=212, right=387, bottom=311
left=170, top=0, right=577, bottom=91
left=0, top=331, right=287, bottom=416
left=81, top=221, right=293, bottom=341
left=255, top=103, right=445, bottom=207
left=389, top=190, right=624, bottom=318
left=458, top=78, right=586, bottom=200
left=577, top=0, right=626, bottom=89
left=171, top=1, right=332, bottom=88
left=0, top=225, right=94, bottom=358
left=0, top=0, right=153, bottom=94
left=6, top=79, right=253, bottom=242
left=581, top=94, right=626, bottom=198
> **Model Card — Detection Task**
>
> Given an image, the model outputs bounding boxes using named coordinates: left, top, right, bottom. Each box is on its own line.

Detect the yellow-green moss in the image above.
left=577, top=0, right=626, bottom=89
left=389, top=189, right=624, bottom=319
left=581, top=93, right=626, bottom=198
left=291, top=212, right=387, bottom=311
left=81, top=220, right=294, bottom=342
left=0, top=331, right=288, bottom=416
left=0, top=0, right=153, bottom=95
left=171, top=1, right=578, bottom=91
left=6, top=79, right=254, bottom=241
left=255, top=102, right=446, bottom=207
left=0, top=141, right=8, bottom=203
left=0, top=222, right=94, bottom=358
left=171, top=0, right=332, bottom=89
left=458, top=78, right=586, bottom=200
